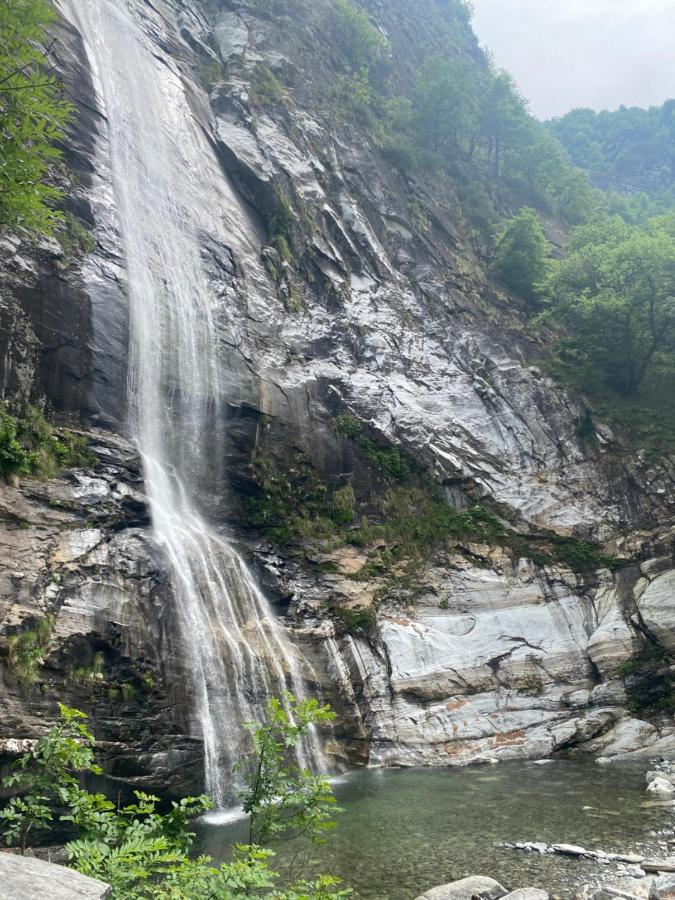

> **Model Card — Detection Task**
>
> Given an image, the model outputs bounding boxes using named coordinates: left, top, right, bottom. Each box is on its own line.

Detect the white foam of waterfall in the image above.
left=63, top=0, right=324, bottom=808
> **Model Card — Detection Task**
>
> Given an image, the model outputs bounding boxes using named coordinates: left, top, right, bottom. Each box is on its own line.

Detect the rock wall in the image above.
left=0, top=0, right=673, bottom=793
left=0, top=432, right=204, bottom=795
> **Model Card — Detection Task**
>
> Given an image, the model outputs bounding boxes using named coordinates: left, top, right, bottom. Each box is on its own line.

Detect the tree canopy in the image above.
left=490, top=207, right=550, bottom=303
left=545, top=214, right=675, bottom=397
left=0, top=0, right=72, bottom=235
left=548, top=102, right=675, bottom=200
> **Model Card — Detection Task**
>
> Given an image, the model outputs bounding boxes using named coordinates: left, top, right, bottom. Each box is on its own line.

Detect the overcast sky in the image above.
left=470, top=0, right=675, bottom=120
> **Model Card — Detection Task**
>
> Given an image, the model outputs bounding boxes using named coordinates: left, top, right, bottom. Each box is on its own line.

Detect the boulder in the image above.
left=501, top=891, right=549, bottom=900
left=552, top=843, right=588, bottom=856
left=647, top=778, right=675, bottom=797
left=639, top=572, right=675, bottom=652
left=650, top=875, right=675, bottom=900
left=415, top=875, right=507, bottom=900
left=0, top=852, right=111, bottom=899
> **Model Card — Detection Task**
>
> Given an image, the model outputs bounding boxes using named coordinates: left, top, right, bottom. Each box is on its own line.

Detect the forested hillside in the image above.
left=548, top=102, right=675, bottom=206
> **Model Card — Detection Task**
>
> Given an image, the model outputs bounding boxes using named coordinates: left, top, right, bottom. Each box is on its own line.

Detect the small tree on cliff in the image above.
left=0, top=0, right=73, bottom=235
left=490, top=207, right=551, bottom=304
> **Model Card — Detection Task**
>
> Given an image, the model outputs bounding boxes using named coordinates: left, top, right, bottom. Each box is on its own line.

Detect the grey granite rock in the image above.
left=415, top=875, right=507, bottom=900
left=0, top=852, right=111, bottom=899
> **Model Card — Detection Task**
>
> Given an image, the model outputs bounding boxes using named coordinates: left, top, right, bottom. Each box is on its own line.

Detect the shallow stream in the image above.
left=198, top=759, right=674, bottom=899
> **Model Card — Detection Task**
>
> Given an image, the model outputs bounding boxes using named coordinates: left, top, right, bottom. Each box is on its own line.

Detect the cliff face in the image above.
left=0, top=0, right=674, bottom=793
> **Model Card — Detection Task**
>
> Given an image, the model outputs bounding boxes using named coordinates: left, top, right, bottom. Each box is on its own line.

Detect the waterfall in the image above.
left=63, top=0, right=324, bottom=808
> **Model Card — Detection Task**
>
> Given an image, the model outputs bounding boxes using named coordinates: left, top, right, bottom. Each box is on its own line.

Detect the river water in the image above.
left=198, top=759, right=674, bottom=899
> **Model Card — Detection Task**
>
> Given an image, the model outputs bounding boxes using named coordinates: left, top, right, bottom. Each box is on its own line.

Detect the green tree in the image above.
left=241, top=692, right=338, bottom=849
left=547, top=215, right=675, bottom=396
left=490, top=207, right=550, bottom=302
left=0, top=0, right=73, bottom=235
left=412, top=54, right=481, bottom=158
left=478, top=70, right=529, bottom=177
left=548, top=100, right=675, bottom=201
left=0, top=704, right=101, bottom=852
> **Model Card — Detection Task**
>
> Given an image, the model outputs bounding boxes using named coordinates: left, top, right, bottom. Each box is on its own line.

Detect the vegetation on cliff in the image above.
left=541, top=214, right=675, bottom=399
left=242, top=0, right=674, bottom=450
left=0, top=403, right=94, bottom=480
left=0, top=0, right=73, bottom=235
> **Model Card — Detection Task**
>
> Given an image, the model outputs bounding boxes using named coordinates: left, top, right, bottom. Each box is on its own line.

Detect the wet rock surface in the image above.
left=0, top=432, right=203, bottom=795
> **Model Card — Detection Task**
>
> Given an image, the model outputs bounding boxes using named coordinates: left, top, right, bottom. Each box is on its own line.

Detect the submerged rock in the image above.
left=647, top=779, right=675, bottom=797
left=552, top=843, right=589, bottom=857
left=501, top=891, right=549, bottom=900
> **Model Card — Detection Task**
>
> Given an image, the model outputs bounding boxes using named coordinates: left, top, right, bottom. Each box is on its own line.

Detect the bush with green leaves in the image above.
left=241, top=693, right=338, bottom=850
left=331, top=0, right=388, bottom=70
left=0, top=407, right=33, bottom=477
left=490, top=207, right=550, bottom=304
left=0, top=704, right=100, bottom=852
left=0, top=403, right=94, bottom=480
left=0, top=0, right=73, bottom=235
left=4, top=615, right=53, bottom=684
left=1, top=700, right=349, bottom=899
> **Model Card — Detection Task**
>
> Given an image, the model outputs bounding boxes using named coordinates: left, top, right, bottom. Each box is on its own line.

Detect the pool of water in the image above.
left=197, top=760, right=674, bottom=899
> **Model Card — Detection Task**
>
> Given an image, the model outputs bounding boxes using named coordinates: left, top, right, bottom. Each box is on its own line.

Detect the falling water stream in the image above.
left=63, top=0, right=324, bottom=808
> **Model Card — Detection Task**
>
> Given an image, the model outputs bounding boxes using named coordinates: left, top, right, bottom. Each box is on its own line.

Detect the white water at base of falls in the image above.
left=63, top=0, right=325, bottom=808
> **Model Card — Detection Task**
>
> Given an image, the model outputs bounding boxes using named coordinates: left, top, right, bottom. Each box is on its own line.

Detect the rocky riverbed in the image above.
left=198, top=758, right=675, bottom=899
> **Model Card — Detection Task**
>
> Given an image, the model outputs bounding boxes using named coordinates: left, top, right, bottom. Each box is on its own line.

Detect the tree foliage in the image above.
left=544, top=214, right=675, bottom=397
left=548, top=101, right=675, bottom=201
left=241, top=693, right=338, bottom=849
left=0, top=700, right=349, bottom=899
left=490, top=207, right=550, bottom=303
left=0, top=0, right=72, bottom=235
left=0, top=704, right=100, bottom=852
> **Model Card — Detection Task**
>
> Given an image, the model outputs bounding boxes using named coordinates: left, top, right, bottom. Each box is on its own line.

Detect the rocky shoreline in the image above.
left=415, top=873, right=675, bottom=900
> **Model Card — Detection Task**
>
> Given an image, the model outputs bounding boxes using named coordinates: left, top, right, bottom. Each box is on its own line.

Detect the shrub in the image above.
left=333, top=414, right=411, bottom=481
left=490, top=207, right=550, bottom=303
left=331, top=0, right=388, bottom=70
left=250, top=64, right=288, bottom=107
left=55, top=212, right=96, bottom=268
left=1, top=702, right=350, bottom=898
left=0, top=704, right=99, bottom=851
left=0, top=403, right=94, bottom=480
left=0, top=408, right=33, bottom=477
